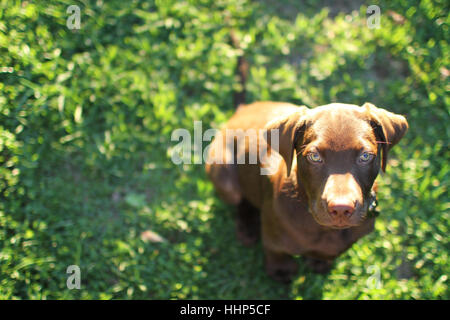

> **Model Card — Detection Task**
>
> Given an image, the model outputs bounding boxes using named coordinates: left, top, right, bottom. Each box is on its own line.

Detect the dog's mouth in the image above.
left=327, top=222, right=357, bottom=229
left=313, top=216, right=361, bottom=229
left=309, top=204, right=369, bottom=229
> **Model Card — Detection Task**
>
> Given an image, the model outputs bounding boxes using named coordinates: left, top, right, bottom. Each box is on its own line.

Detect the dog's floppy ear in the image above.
left=264, top=107, right=308, bottom=177
left=363, top=102, right=408, bottom=172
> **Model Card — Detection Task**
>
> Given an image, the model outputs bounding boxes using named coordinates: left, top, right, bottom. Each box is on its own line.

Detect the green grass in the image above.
left=0, top=0, right=448, bottom=299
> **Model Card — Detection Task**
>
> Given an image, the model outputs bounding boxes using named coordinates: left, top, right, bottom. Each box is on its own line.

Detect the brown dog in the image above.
left=206, top=101, right=408, bottom=282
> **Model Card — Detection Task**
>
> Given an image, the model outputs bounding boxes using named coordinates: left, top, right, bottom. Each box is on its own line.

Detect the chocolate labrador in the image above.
left=206, top=101, right=408, bottom=282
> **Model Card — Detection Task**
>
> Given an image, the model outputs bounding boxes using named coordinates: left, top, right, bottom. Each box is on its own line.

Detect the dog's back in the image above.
left=205, top=101, right=301, bottom=206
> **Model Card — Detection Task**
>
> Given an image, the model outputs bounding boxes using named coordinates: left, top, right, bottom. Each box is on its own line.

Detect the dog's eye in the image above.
left=359, top=152, right=374, bottom=163
left=307, top=152, right=323, bottom=163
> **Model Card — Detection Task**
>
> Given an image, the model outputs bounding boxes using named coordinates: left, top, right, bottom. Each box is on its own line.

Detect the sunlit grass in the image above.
left=0, top=0, right=448, bottom=299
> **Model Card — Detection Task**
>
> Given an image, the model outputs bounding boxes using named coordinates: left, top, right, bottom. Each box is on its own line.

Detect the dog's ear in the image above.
left=364, top=102, right=408, bottom=172
left=264, top=107, right=308, bottom=177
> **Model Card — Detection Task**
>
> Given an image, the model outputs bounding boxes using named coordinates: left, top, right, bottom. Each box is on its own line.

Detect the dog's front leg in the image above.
left=261, top=202, right=298, bottom=283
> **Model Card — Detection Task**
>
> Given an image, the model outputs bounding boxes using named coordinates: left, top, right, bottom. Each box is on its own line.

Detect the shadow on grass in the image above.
left=259, top=0, right=369, bottom=21
left=200, top=201, right=327, bottom=299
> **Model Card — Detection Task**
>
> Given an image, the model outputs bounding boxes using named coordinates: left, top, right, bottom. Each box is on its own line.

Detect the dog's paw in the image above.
left=305, top=257, right=333, bottom=274
left=265, top=255, right=298, bottom=283
left=267, top=267, right=298, bottom=284
left=236, top=220, right=260, bottom=246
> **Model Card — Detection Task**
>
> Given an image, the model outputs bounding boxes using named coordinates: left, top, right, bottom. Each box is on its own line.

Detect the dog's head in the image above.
left=265, top=103, right=408, bottom=229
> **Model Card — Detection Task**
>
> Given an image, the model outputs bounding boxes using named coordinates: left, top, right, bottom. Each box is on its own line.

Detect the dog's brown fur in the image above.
left=206, top=101, right=408, bottom=282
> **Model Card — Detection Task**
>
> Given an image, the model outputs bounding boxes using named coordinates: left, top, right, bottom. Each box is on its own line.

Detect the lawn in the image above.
left=0, top=0, right=448, bottom=299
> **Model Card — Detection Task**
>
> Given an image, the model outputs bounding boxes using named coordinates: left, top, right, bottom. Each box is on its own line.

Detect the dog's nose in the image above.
left=328, top=200, right=355, bottom=219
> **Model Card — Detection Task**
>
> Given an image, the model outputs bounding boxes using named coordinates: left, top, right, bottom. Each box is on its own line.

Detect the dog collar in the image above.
left=367, top=190, right=379, bottom=218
